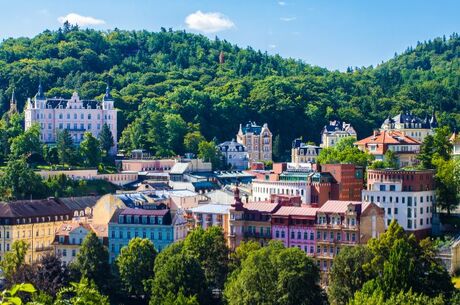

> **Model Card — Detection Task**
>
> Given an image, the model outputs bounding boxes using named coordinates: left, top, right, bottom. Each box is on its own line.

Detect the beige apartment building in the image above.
left=237, top=122, right=272, bottom=162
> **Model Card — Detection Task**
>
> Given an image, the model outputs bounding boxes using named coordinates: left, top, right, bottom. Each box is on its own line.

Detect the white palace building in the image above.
left=24, top=84, right=118, bottom=153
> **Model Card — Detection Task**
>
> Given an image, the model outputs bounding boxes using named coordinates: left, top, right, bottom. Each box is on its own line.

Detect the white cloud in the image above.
left=278, top=1, right=287, bottom=6
left=280, top=16, right=296, bottom=22
left=57, top=13, right=105, bottom=26
left=185, top=10, right=235, bottom=33
left=269, top=44, right=277, bottom=49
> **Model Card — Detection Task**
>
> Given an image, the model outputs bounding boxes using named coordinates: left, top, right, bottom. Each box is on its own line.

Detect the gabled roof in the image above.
left=0, top=198, right=72, bottom=218
left=57, top=196, right=99, bottom=211
left=354, top=130, right=421, bottom=146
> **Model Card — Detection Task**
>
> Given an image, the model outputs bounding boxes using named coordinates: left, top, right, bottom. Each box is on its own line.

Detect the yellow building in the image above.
left=0, top=197, right=98, bottom=263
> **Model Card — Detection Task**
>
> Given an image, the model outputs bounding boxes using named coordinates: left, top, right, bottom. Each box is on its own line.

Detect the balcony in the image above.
left=243, top=232, right=271, bottom=239
left=35, top=246, right=54, bottom=252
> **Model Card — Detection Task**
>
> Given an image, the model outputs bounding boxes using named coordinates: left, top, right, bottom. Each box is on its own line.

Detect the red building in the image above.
left=308, top=164, right=364, bottom=206
left=321, top=164, right=364, bottom=202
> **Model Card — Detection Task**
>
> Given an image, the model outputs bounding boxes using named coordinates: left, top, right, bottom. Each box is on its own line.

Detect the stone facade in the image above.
left=237, top=122, right=272, bottom=162
left=24, top=84, right=118, bottom=154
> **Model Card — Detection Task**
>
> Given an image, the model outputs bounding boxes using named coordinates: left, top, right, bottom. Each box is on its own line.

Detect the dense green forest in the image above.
left=0, top=25, right=458, bottom=158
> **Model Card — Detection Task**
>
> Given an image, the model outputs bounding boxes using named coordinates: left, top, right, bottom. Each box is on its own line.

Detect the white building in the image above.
left=24, top=84, right=118, bottom=154
left=291, top=138, right=321, bottom=164
left=217, top=140, right=249, bottom=170
left=251, top=179, right=309, bottom=203
left=320, top=120, right=356, bottom=148
left=380, top=112, right=437, bottom=143
left=362, top=169, right=435, bottom=238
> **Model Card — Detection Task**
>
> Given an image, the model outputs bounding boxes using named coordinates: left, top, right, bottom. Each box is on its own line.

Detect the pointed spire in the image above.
left=36, top=82, right=45, bottom=100
left=9, top=89, right=17, bottom=113
left=10, top=89, right=16, bottom=104
left=430, top=110, right=438, bottom=128
left=103, top=83, right=113, bottom=101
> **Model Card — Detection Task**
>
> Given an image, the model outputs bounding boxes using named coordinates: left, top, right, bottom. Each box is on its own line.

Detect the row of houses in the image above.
left=0, top=190, right=195, bottom=265
left=189, top=189, right=384, bottom=283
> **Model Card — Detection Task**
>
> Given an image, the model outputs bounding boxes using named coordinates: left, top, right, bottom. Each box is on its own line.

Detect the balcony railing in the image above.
left=244, top=232, right=271, bottom=239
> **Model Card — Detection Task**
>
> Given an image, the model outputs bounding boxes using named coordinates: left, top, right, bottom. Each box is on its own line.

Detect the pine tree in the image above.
left=56, top=129, right=75, bottom=165
left=98, top=124, right=114, bottom=156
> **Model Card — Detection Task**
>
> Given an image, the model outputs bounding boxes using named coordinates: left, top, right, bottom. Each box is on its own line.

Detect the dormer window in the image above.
left=118, top=215, right=124, bottom=224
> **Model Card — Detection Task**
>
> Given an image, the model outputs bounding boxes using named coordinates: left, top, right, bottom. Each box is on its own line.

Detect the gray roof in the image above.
left=58, top=196, right=100, bottom=211
left=170, top=162, right=189, bottom=174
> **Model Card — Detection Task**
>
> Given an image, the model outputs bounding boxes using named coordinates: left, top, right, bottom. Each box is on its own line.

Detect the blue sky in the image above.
left=0, top=0, right=458, bottom=71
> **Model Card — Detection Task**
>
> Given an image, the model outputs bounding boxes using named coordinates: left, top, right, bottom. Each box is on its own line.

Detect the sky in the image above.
left=0, top=0, right=458, bottom=71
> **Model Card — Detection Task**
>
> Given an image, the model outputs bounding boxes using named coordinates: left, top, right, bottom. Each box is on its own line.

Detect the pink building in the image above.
left=121, top=159, right=176, bottom=172
left=271, top=206, right=317, bottom=256
left=24, top=84, right=118, bottom=154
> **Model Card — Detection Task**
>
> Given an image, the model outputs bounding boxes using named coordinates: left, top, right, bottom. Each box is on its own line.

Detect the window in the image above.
left=310, top=232, right=314, bottom=240
left=88, top=114, right=92, bottom=120
left=379, top=185, right=385, bottom=191
left=394, top=208, right=398, bottom=215
left=72, top=250, right=76, bottom=257
left=281, top=231, right=285, bottom=238
left=275, top=230, right=279, bottom=238
left=291, top=231, right=294, bottom=239
left=63, top=249, right=67, bottom=257
left=297, top=231, right=301, bottom=240
left=304, top=232, right=308, bottom=240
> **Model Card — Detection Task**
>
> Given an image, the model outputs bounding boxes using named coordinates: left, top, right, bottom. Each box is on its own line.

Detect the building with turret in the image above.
left=320, top=120, right=357, bottom=148
left=291, top=138, right=321, bottom=164
left=24, top=84, right=118, bottom=154
left=380, top=112, right=437, bottom=142
left=450, top=131, right=460, bottom=160
left=236, top=121, right=272, bottom=162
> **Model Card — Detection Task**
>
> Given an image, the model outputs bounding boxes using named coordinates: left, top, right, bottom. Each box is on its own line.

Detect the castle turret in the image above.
left=9, top=90, right=17, bottom=113
left=430, top=111, right=438, bottom=128
left=36, top=83, right=45, bottom=100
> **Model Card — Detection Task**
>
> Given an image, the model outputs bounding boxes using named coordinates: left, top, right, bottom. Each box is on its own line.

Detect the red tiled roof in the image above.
left=243, top=202, right=279, bottom=213
left=273, top=206, right=318, bottom=217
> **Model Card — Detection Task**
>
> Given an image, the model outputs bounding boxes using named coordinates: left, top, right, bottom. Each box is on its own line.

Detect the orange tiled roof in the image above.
left=354, top=130, right=421, bottom=146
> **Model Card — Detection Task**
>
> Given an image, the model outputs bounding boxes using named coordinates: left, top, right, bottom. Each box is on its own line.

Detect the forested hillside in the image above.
left=0, top=25, right=458, bottom=159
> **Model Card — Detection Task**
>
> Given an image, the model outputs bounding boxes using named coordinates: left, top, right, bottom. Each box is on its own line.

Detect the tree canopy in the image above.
left=0, top=28, right=458, bottom=157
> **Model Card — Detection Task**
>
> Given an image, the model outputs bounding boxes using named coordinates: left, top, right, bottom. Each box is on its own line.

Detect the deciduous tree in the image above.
left=116, top=237, right=157, bottom=299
